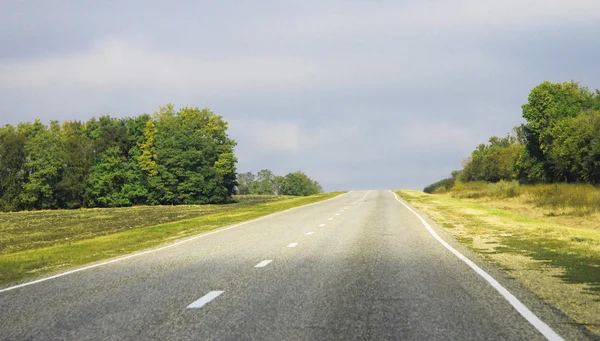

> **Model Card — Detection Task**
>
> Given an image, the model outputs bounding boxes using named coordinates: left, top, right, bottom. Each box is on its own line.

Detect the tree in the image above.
left=138, top=119, right=159, bottom=178
left=460, top=136, right=522, bottom=183
left=0, top=105, right=238, bottom=211
left=519, top=81, right=596, bottom=182
left=273, top=175, right=285, bottom=195
left=280, top=171, right=322, bottom=196
left=57, top=121, right=94, bottom=208
left=547, top=111, right=600, bottom=183
left=86, top=115, right=129, bottom=161
left=86, top=147, right=146, bottom=207
left=19, top=120, right=65, bottom=210
left=236, top=172, right=255, bottom=194
left=0, top=125, right=27, bottom=211
left=250, top=169, right=277, bottom=195
left=154, top=106, right=237, bottom=204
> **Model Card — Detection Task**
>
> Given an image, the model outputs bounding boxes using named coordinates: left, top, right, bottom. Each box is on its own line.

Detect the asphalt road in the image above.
left=0, top=190, right=592, bottom=340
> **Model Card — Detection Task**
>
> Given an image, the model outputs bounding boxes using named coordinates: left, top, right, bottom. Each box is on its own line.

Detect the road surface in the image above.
left=0, top=191, right=591, bottom=340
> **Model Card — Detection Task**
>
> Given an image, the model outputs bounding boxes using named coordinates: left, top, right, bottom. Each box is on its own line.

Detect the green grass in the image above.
left=0, top=193, right=343, bottom=286
left=396, top=189, right=600, bottom=334
left=449, top=181, right=600, bottom=215
left=0, top=195, right=285, bottom=255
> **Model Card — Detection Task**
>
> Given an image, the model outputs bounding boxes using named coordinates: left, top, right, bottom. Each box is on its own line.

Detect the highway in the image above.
left=0, top=190, right=590, bottom=340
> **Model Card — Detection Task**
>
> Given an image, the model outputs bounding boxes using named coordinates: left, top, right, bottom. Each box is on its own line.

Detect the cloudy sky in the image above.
left=1, top=1, right=599, bottom=191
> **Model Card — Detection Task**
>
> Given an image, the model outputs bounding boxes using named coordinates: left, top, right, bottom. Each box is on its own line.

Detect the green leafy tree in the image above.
left=280, top=171, right=322, bottom=196
left=86, top=147, right=146, bottom=207
left=19, top=120, right=65, bottom=210
left=86, top=115, right=129, bottom=161
left=547, top=111, right=600, bottom=183
left=250, top=169, right=277, bottom=195
left=154, top=106, right=237, bottom=204
left=461, top=136, right=523, bottom=183
left=0, top=125, right=27, bottom=211
left=56, top=121, right=94, bottom=208
left=0, top=104, right=238, bottom=211
left=236, top=172, right=255, bottom=194
left=519, top=81, right=596, bottom=182
left=138, top=119, right=159, bottom=178
left=273, top=175, right=285, bottom=195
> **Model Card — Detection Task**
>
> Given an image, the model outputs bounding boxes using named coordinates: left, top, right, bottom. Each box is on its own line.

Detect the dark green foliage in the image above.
left=249, top=169, right=278, bottom=195
left=461, top=136, right=523, bottom=183
left=57, top=121, right=93, bottom=208
left=0, top=126, right=27, bottom=211
left=427, top=81, right=600, bottom=191
left=238, top=169, right=322, bottom=196
left=235, top=172, right=255, bottom=194
left=423, top=170, right=460, bottom=193
left=153, top=106, right=237, bottom=204
left=423, top=178, right=454, bottom=194
left=280, top=171, right=322, bottom=196
left=0, top=105, right=238, bottom=211
left=85, top=147, right=146, bottom=207
left=519, top=81, right=597, bottom=183
left=19, top=120, right=65, bottom=210
left=547, top=110, right=600, bottom=183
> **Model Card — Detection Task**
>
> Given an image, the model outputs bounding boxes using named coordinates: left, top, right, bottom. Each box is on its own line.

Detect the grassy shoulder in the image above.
left=0, top=192, right=343, bottom=287
left=396, top=189, right=600, bottom=336
left=1, top=195, right=287, bottom=255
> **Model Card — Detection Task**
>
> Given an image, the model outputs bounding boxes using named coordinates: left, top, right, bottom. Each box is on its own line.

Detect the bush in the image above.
left=486, top=180, right=521, bottom=198
left=526, top=183, right=600, bottom=215
left=424, top=177, right=455, bottom=194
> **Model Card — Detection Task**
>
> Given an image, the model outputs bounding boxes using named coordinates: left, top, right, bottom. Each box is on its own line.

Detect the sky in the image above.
left=1, top=0, right=600, bottom=191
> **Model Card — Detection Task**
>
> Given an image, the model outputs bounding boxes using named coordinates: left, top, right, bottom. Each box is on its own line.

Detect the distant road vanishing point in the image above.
left=0, top=191, right=585, bottom=340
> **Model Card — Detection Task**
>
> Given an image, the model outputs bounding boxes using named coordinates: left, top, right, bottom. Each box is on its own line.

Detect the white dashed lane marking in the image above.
left=187, top=291, right=224, bottom=309
left=319, top=224, right=326, bottom=227
left=287, top=243, right=299, bottom=248
left=254, top=260, right=272, bottom=268
left=305, top=232, right=314, bottom=236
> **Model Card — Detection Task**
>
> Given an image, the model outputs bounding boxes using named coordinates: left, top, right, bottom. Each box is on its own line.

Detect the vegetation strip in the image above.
left=391, top=191, right=563, bottom=341
left=396, top=189, right=600, bottom=336
left=0, top=193, right=342, bottom=287
left=1, top=195, right=286, bottom=255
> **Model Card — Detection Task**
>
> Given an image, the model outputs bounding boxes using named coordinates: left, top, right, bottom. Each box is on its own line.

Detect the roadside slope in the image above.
left=397, top=190, right=600, bottom=337
left=0, top=193, right=343, bottom=287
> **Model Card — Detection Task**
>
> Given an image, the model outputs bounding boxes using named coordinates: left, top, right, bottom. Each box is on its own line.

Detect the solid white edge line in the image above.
left=287, top=243, right=299, bottom=248
left=389, top=190, right=563, bottom=341
left=254, top=260, right=273, bottom=268
left=0, top=192, right=351, bottom=294
left=187, top=290, right=224, bottom=309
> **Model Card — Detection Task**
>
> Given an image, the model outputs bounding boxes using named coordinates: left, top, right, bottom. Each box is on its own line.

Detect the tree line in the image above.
left=236, top=169, right=322, bottom=196
left=0, top=105, right=238, bottom=211
left=425, top=81, right=600, bottom=192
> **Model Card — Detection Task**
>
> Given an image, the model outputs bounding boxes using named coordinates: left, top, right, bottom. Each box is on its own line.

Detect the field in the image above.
left=0, top=195, right=285, bottom=255
left=0, top=193, right=342, bottom=286
left=444, top=181, right=600, bottom=221
left=397, top=186, right=600, bottom=335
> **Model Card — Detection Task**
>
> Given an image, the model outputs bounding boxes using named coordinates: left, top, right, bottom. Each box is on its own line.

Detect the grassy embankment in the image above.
left=397, top=182, right=600, bottom=335
left=0, top=193, right=343, bottom=286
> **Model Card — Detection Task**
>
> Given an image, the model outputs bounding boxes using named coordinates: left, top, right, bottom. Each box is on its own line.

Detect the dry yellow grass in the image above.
left=397, top=189, right=600, bottom=336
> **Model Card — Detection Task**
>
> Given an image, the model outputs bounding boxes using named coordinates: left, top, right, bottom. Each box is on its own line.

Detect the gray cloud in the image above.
left=1, top=0, right=599, bottom=190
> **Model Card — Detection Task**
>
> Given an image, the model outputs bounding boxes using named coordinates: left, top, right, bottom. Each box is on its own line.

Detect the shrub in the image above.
left=486, top=180, right=521, bottom=198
